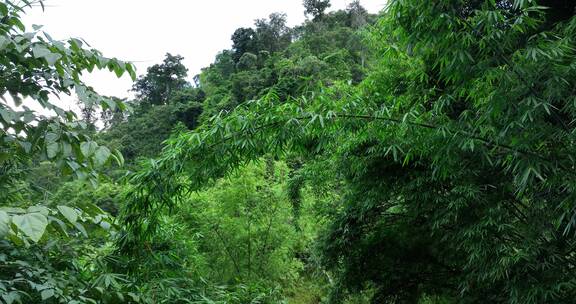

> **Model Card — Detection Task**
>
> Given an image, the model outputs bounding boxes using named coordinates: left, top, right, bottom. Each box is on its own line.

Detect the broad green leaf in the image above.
left=32, top=44, right=62, bottom=64
left=12, top=213, right=48, bottom=243
left=57, top=205, right=78, bottom=224
left=76, top=169, right=88, bottom=180
left=31, top=44, right=51, bottom=58
left=0, top=36, right=10, bottom=50
left=73, top=222, right=88, bottom=237
left=17, top=141, right=31, bottom=153
left=98, top=56, right=110, bottom=68
left=46, top=142, right=59, bottom=158
left=113, top=61, right=125, bottom=77
left=23, top=32, right=36, bottom=41
left=1, top=291, right=20, bottom=304
left=44, top=52, right=62, bottom=65
left=62, top=142, right=72, bottom=156
left=94, top=146, right=111, bottom=166
left=69, top=38, right=83, bottom=51
left=126, top=63, right=137, bottom=80
left=128, top=293, right=140, bottom=302
left=0, top=108, right=15, bottom=123
left=103, top=98, right=117, bottom=111
left=1, top=207, right=25, bottom=214
left=45, top=132, right=59, bottom=142
left=27, top=205, right=49, bottom=216
left=99, top=221, right=111, bottom=230
left=80, top=141, right=98, bottom=157
left=40, top=289, right=54, bottom=300
left=0, top=211, right=10, bottom=238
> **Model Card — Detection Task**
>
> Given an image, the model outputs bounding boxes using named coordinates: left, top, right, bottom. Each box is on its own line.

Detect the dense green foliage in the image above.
left=3, top=0, right=576, bottom=303
left=0, top=0, right=138, bottom=302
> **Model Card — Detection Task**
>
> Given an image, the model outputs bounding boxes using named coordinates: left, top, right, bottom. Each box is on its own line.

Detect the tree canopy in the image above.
left=304, top=0, right=332, bottom=20
left=132, top=53, right=189, bottom=105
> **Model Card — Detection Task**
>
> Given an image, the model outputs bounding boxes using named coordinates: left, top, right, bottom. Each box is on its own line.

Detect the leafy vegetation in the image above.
left=2, top=0, right=576, bottom=303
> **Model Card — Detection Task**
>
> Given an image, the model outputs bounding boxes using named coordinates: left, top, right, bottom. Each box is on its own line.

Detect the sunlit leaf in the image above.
left=12, top=213, right=48, bottom=242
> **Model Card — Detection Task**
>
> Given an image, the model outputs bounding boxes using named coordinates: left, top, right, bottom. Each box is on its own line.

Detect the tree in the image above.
left=183, top=163, right=298, bottom=285
left=303, top=0, right=331, bottom=20
left=254, top=13, right=292, bottom=53
left=346, top=0, right=368, bottom=28
left=132, top=53, right=189, bottom=105
left=231, top=27, right=257, bottom=62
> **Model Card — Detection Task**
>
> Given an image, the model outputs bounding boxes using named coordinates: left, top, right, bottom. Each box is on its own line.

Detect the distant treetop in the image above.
left=132, top=53, right=189, bottom=105
left=303, top=0, right=331, bottom=20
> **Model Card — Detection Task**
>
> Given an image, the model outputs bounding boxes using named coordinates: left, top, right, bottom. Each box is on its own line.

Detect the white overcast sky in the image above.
left=22, top=0, right=386, bottom=106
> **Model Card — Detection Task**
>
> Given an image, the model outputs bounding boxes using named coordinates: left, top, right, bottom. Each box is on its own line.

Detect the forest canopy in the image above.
left=1, top=0, right=576, bottom=303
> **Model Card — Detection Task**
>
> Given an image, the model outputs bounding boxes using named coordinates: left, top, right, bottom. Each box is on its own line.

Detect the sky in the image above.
left=21, top=0, right=386, bottom=110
